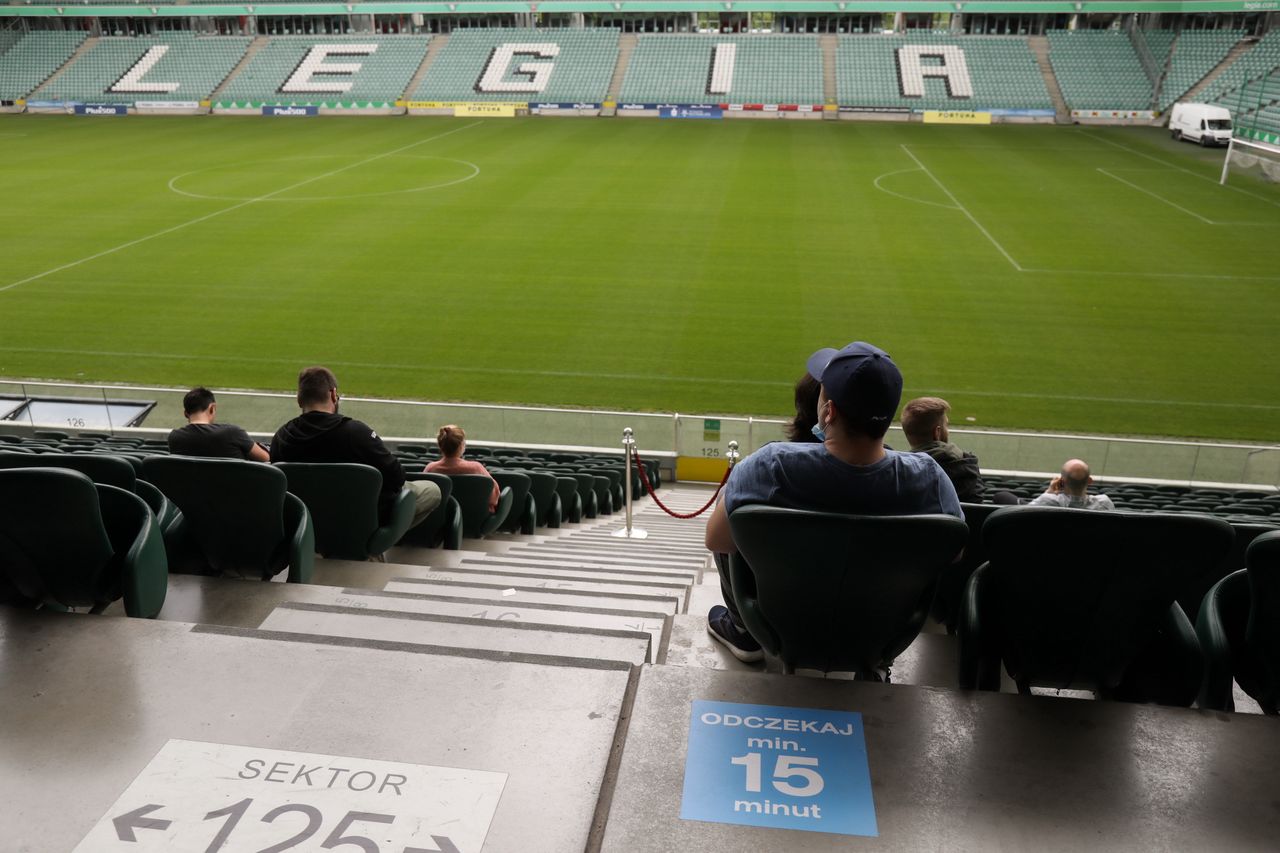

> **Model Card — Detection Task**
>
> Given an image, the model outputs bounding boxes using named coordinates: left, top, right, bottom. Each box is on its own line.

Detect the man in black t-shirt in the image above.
left=168, top=387, right=270, bottom=461
left=270, top=366, right=440, bottom=528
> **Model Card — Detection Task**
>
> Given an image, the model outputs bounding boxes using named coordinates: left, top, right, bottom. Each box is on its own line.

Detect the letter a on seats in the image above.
left=110, top=45, right=180, bottom=94
left=896, top=45, right=974, bottom=99
left=476, top=44, right=560, bottom=93
left=706, top=43, right=737, bottom=96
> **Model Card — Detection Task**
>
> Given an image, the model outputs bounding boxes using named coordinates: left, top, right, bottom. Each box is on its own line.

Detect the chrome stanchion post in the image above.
left=613, top=427, right=648, bottom=539
left=727, top=440, right=740, bottom=470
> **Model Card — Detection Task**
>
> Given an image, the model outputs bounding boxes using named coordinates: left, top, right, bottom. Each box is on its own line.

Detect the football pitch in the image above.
left=1, top=115, right=1277, bottom=442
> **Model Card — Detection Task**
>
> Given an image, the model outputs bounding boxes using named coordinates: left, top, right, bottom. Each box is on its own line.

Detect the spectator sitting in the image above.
left=901, top=396, right=985, bottom=502
left=784, top=373, right=823, bottom=443
left=425, top=425, right=499, bottom=513
left=168, top=386, right=269, bottom=461
left=1030, top=459, right=1115, bottom=510
left=703, top=341, right=963, bottom=664
left=270, top=366, right=441, bottom=529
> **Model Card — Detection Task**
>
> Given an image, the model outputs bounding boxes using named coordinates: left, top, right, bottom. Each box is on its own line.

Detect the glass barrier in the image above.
left=0, top=379, right=1276, bottom=487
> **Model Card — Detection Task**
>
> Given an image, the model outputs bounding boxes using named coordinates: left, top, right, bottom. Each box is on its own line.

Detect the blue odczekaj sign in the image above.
left=680, top=699, right=877, bottom=837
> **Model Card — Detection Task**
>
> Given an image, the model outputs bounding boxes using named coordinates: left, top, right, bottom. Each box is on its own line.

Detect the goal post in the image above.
left=1220, top=135, right=1280, bottom=187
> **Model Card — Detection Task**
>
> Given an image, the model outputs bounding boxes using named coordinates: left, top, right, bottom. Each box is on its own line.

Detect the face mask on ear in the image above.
left=810, top=422, right=826, bottom=442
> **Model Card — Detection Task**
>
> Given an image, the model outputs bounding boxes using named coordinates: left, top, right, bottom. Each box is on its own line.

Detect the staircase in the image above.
left=1180, top=38, right=1256, bottom=104
left=1029, top=35, right=1071, bottom=124
left=821, top=35, right=838, bottom=106
left=403, top=33, right=448, bottom=101
left=210, top=36, right=267, bottom=101
left=30, top=35, right=97, bottom=97
left=605, top=33, right=637, bottom=107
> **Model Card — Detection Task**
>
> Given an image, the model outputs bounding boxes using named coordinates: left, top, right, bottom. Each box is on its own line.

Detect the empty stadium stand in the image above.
left=619, top=34, right=823, bottom=106
left=215, top=34, right=430, bottom=107
left=836, top=33, right=1053, bottom=111
left=1158, top=28, right=1244, bottom=110
left=0, top=30, right=85, bottom=100
left=412, top=28, right=618, bottom=104
left=1197, top=30, right=1280, bottom=135
left=39, top=33, right=251, bottom=104
left=1047, top=28, right=1153, bottom=110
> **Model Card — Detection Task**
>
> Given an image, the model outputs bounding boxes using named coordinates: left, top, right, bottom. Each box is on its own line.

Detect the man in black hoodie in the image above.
left=901, top=396, right=985, bottom=503
left=270, top=366, right=440, bottom=528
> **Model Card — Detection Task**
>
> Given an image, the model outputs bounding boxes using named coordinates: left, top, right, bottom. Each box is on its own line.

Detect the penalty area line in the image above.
left=1077, top=130, right=1280, bottom=210
left=1095, top=168, right=1216, bottom=224
left=899, top=144, right=1023, bottom=272
left=0, top=121, right=484, bottom=295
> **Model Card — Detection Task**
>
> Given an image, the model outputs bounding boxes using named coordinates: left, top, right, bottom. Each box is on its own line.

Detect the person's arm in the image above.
left=1028, top=492, right=1059, bottom=507
left=704, top=498, right=734, bottom=554
left=477, top=462, right=500, bottom=513
left=353, top=422, right=404, bottom=492
left=249, top=443, right=270, bottom=463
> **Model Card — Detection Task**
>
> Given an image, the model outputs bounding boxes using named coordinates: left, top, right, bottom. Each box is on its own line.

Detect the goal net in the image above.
left=1220, top=135, right=1280, bottom=186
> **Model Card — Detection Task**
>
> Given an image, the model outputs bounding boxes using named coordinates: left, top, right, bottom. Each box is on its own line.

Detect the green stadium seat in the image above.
left=959, top=507, right=1233, bottom=705
left=399, top=472, right=462, bottom=550
left=621, top=34, right=822, bottom=105
left=555, top=475, right=583, bottom=524
left=727, top=505, right=968, bottom=676
left=0, top=450, right=176, bottom=530
left=275, top=462, right=415, bottom=561
left=141, top=456, right=314, bottom=583
left=0, top=30, right=86, bottom=86
left=526, top=471, right=562, bottom=529
left=0, top=468, right=167, bottom=618
left=415, top=28, right=618, bottom=104
left=1047, top=29, right=1153, bottom=111
left=492, top=470, right=535, bottom=535
left=217, top=35, right=430, bottom=107
left=837, top=33, right=1051, bottom=111
left=1196, top=531, right=1280, bottom=713
left=40, top=33, right=252, bottom=104
left=449, top=474, right=513, bottom=539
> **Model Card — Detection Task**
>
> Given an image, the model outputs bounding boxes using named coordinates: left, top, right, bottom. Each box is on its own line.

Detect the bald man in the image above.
left=1030, top=459, right=1114, bottom=510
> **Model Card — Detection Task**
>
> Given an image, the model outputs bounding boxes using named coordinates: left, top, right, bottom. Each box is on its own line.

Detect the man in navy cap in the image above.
left=703, top=341, right=962, bottom=664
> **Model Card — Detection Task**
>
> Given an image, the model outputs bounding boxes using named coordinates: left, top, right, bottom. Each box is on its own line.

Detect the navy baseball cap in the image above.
left=806, top=342, right=903, bottom=430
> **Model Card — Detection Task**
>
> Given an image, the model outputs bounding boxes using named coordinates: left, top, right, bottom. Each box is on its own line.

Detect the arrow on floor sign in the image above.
left=113, top=804, right=172, bottom=842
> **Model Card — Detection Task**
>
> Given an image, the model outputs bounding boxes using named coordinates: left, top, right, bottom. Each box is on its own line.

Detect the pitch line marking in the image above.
left=3, top=346, right=1278, bottom=412
left=0, top=121, right=484, bottom=295
left=1020, top=267, right=1280, bottom=281
left=899, top=144, right=1023, bottom=272
left=1076, top=130, right=1280, bottom=210
left=167, top=155, right=481, bottom=202
left=1096, top=168, right=1217, bottom=224
left=871, top=168, right=958, bottom=210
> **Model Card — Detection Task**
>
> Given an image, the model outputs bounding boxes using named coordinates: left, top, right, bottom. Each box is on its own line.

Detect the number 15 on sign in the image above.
left=680, top=700, right=877, bottom=837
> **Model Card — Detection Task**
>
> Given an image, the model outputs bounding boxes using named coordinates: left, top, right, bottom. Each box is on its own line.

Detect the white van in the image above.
left=1169, top=103, right=1233, bottom=147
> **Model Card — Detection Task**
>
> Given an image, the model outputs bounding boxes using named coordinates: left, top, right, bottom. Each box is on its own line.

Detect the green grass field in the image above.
left=1, top=116, right=1277, bottom=441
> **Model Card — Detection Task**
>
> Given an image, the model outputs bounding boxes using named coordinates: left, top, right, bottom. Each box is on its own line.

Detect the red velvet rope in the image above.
left=633, top=448, right=730, bottom=519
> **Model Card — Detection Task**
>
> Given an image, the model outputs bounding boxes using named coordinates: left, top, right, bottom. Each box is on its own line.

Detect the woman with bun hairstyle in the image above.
left=425, top=424, right=500, bottom=512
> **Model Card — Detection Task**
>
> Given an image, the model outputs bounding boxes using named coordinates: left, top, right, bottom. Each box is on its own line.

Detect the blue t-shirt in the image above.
left=722, top=443, right=963, bottom=520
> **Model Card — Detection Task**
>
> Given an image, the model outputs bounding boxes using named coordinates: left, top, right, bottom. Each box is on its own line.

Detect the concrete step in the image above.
left=258, top=602, right=651, bottom=666
left=384, top=577, right=680, bottom=616
left=465, top=557, right=698, bottom=582
left=0, top=609, right=631, bottom=853
left=504, top=545, right=705, bottom=568
left=319, top=589, right=669, bottom=663
left=456, top=559, right=694, bottom=586
left=433, top=567, right=689, bottom=608
left=394, top=569, right=688, bottom=610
